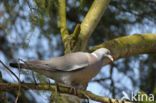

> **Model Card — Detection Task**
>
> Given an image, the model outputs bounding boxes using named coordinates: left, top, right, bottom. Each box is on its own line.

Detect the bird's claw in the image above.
left=69, top=87, right=78, bottom=96
left=81, top=92, right=90, bottom=103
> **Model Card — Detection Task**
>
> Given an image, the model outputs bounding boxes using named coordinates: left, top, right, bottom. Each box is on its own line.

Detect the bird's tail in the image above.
left=9, top=62, right=25, bottom=68
left=9, top=60, right=49, bottom=71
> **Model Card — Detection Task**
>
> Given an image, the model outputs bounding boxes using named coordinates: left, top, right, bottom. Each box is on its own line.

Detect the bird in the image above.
left=10, top=48, right=113, bottom=89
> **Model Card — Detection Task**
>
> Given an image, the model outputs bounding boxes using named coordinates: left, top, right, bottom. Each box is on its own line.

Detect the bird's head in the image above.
left=91, top=48, right=114, bottom=61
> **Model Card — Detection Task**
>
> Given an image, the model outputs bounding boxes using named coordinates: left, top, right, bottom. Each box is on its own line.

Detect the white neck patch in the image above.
left=91, top=53, right=98, bottom=59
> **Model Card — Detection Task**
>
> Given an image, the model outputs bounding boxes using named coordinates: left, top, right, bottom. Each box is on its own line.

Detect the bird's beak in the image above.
left=106, top=55, right=114, bottom=61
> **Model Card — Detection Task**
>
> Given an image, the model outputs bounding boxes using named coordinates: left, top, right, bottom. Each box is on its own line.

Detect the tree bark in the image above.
left=74, top=0, right=111, bottom=51
left=91, top=34, right=156, bottom=65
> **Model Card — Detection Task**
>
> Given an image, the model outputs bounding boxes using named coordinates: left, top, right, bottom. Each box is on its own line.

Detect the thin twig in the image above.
left=14, top=85, right=21, bottom=103
left=110, top=63, right=115, bottom=98
left=0, top=60, right=22, bottom=103
left=0, top=60, right=20, bottom=83
left=91, top=77, right=110, bottom=82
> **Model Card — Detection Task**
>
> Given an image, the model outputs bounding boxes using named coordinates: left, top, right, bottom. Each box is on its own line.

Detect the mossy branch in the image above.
left=0, top=83, right=132, bottom=103
left=58, top=0, right=111, bottom=52
left=75, top=0, right=111, bottom=51
left=58, top=0, right=70, bottom=53
left=90, top=34, right=156, bottom=65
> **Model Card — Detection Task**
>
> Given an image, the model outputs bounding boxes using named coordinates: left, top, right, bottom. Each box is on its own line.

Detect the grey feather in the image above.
left=44, top=52, right=92, bottom=71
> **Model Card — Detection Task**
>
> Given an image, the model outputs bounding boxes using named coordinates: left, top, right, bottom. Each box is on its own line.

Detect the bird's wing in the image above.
left=45, top=52, right=95, bottom=71
left=10, top=52, right=96, bottom=72
left=10, top=60, right=56, bottom=72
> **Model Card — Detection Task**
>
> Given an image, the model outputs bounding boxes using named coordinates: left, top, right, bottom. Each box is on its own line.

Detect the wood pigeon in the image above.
left=10, top=48, right=113, bottom=89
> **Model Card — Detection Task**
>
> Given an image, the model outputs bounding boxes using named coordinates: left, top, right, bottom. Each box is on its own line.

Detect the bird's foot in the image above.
left=50, top=83, right=61, bottom=102
left=55, top=83, right=61, bottom=95
left=81, top=92, right=90, bottom=103
left=69, top=86, right=78, bottom=96
left=54, top=83, right=79, bottom=96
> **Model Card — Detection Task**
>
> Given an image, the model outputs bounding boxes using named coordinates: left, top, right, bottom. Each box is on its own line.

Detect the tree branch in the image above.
left=75, top=0, right=111, bottom=51
left=58, top=0, right=70, bottom=53
left=90, top=34, right=156, bottom=65
left=58, top=0, right=111, bottom=52
left=0, top=83, right=132, bottom=103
